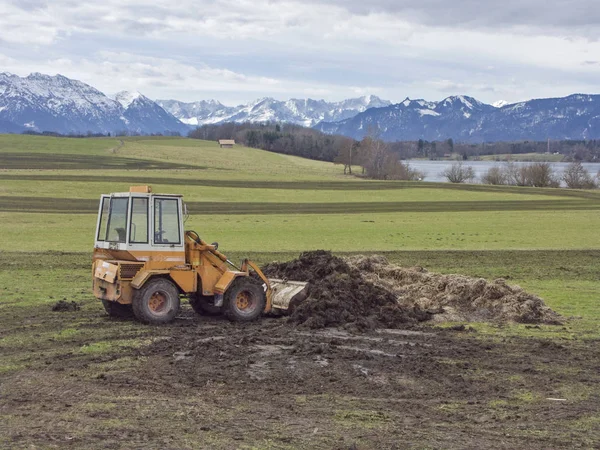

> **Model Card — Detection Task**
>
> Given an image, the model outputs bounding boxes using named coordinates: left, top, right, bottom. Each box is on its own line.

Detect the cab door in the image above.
left=127, top=196, right=150, bottom=250
left=151, top=197, right=186, bottom=265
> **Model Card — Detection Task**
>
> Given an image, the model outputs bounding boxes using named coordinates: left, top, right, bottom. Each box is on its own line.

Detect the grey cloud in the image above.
left=7, top=0, right=48, bottom=10
left=122, top=21, right=170, bottom=36
left=315, top=0, right=600, bottom=33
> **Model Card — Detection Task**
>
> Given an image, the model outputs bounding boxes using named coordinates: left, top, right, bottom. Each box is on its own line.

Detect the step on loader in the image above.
left=92, top=186, right=307, bottom=324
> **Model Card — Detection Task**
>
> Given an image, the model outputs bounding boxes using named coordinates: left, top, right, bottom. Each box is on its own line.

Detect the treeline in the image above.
left=189, top=122, right=342, bottom=162
left=389, top=139, right=600, bottom=162
left=188, top=122, right=423, bottom=180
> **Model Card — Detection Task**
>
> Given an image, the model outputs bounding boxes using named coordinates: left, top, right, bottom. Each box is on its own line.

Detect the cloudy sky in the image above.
left=1, top=0, right=599, bottom=105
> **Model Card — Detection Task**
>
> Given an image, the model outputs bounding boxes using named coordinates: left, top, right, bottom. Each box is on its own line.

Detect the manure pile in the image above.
left=262, top=251, right=562, bottom=329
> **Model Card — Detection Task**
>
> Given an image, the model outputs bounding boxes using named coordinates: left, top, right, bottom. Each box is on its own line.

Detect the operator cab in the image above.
left=94, top=186, right=185, bottom=252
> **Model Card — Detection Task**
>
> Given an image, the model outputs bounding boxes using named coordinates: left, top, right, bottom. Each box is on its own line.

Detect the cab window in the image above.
left=154, top=198, right=180, bottom=244
left=129, top=197, right=149, bottom=244
left=106, top=198, right=129, bottom=243
left=96, top=197, right=109, bottom=242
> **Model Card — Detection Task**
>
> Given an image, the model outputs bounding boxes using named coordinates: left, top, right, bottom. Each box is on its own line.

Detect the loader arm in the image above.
left=241, top=259, right=274, bottom=313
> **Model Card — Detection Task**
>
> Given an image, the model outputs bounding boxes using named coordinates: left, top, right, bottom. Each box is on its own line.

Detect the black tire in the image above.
left=189, top=293, right=222, bottom=316
left=101, top=299, right=133, bottom=318
left=132, top=278, right=181, bottom=324
left=223, top=277, right=266, bottom=322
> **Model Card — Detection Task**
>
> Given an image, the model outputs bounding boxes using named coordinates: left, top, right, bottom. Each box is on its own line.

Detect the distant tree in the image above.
left=481, top=166, right=508, bottom=185
left=504, top=162, right=530, bottom=186
left=386, top=160, right=425, bottom=181
left=362, top=136, right=389, bottom=179
left=417, top=139, right=425, bottom=157
left=333, top=137, right=355, bottom=174
left=562, top=162, right=598, bottom=189
left=441, top=162, right=476, bottom=183
left=527, top=162, right=560, bottom=187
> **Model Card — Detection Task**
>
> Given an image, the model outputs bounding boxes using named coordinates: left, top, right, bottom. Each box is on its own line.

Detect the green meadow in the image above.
left=0, top=134, right=599, bottom=324
left=1, top=134, right=599, bottom=448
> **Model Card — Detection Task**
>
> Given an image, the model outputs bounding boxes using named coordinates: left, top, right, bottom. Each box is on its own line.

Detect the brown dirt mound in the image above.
left=52, top=300, right=80, bottom=312
left=262, top=251, right=563, bottom=329
left=346, top=255, right=563, bottom=325
left=262, top=250, right=431, bottom=330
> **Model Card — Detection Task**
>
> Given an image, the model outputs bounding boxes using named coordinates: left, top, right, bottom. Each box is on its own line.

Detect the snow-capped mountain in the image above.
left=155, top=99, right=235, bottom=126
left=158, top=95, right=391, bottom=127
left=316, top=94, right=600, bottom=142
left=2, top=71, right=599, bottom=142
left=0, top=72, right=124, bottom=134
left=114, top=91, right=189, bottom=135
left=0, top=73, right=187, bottom=135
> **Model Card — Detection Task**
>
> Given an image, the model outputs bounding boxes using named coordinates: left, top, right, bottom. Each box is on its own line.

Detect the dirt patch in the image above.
left=263, top=251, right=562, bottom=328
left=51, top=300, right=80, bottom=312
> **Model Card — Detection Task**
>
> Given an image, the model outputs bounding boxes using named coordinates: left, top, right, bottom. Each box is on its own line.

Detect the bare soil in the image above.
left=51, top=300, right=81, bottom=312
left=1, top=251, right=598, bottom=449
left=3, top=308, right=598, bottom=449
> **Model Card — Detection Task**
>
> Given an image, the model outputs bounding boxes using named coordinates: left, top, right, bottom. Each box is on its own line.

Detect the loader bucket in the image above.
left=269, top=279, right=308, bottom=313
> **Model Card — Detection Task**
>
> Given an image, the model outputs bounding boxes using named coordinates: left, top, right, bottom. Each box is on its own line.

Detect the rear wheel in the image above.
left=132, top=278, right=180, bottom=324
left=223, top=277, right=266, bottom=322
left=101, top=299, right=133, bottom=319
left=189, top=293, right=221, bottom=316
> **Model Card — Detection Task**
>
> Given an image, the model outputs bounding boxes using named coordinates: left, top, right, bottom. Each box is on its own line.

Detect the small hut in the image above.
left=218, top=139, right=235, bottom=148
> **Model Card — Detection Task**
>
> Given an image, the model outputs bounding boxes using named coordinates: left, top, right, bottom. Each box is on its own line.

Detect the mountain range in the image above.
left=315, top=94, right=600, bottom=142
left=0, top=72, right=599, bottom=142
left=156, top=95, right=391, bottom=128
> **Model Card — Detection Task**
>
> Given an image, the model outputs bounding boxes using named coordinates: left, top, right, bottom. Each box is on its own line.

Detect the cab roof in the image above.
left=108, top=192, right=182, bottom=197
left=106, top=185, right=182, bottom=197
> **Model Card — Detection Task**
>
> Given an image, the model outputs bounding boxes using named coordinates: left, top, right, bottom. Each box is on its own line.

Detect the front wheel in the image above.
left=223, top=277, right=266, bottom=322
left=132, top=278, right=181, bottom=324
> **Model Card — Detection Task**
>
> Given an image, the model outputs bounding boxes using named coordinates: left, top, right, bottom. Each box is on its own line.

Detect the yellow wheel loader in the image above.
left=92, top=186, right=307, bottom=324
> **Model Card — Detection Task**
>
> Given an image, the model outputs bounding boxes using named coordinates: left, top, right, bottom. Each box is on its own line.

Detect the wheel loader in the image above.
left=92, top=186, right=307, bottom=324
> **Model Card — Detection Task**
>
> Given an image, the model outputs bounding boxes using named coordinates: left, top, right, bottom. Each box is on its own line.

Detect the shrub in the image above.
left=441, top=162, right=476, bottom=183
left=481, top=166, right=508, bottom=185
left=563, top=162, right=598, bottom=189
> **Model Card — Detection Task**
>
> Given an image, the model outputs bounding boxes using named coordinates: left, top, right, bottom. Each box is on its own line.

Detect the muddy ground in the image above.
left=2, top=306, right=599, bottom=449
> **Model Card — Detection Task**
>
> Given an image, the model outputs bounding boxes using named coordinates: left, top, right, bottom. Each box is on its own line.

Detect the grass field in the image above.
left=478, top=152, right=566, bottom=162
left=1, top=135, right=599, bottom=448
left=0, top=133, right=598, bottom=335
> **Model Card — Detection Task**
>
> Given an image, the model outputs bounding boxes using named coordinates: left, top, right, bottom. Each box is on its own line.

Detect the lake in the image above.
left=405, top=160, right=600, bottom=184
